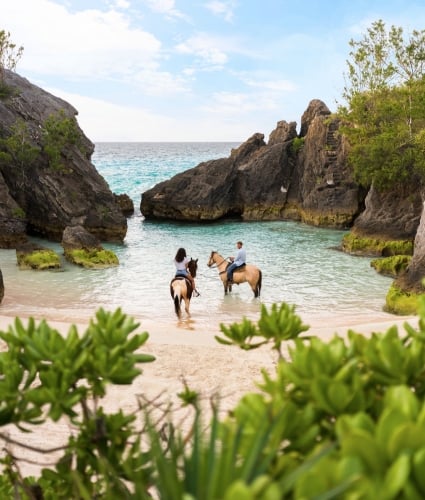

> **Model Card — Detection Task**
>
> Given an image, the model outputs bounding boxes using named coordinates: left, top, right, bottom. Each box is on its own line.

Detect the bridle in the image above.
left=208, top=252, right=230, bottom=269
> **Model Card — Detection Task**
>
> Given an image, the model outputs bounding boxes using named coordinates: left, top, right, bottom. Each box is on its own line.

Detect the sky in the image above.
left=3, top=0, right=425, bottom=142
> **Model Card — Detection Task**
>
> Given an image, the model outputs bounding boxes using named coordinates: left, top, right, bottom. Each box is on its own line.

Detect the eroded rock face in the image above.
left=350, top=183, right=422, bottom=241
left=62, top=225, right=102, bottom=251
left=0, top=169, right=27, bottom=248
left=395, top=201, right=425, bottom=292
left=61, top=225, right=119, bottom=269
left=140, top=100, right=364, bottom=228
left=0, top=269, right=3, bottom=304
left=0, top=70, right=127, bottom=245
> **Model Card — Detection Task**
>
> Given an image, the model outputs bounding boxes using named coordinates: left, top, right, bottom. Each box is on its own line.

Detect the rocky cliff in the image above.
left=140, top=100, right=366, bottom=229
left=0, top=70, right=126, bottom=247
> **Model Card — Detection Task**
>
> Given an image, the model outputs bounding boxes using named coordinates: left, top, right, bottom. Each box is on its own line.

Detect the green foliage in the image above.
left=371, top=255, right=411, bottom=277
left=6, top=303, right=425, bottom=498
left=386, top=283, right=421, bottom=315
left=42, top=110, right=82, bottom=171
left=0, top=308, right=155, bottom=498
left=291, top=137, right=305, bottom=154
left=216, top=302, right=309, bottom=358
left=65, top=248, right=119, bottom=268
left=12, top=206, right=25, bottom=219
left=0, top=119, right=40, bottom=186
left=339, top=20, right=425, bottom=189
left=0, top=30, right=23, bottom=83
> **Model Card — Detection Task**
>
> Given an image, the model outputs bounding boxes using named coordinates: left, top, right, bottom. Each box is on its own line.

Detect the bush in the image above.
left=2, top=302, right=425, bottom=498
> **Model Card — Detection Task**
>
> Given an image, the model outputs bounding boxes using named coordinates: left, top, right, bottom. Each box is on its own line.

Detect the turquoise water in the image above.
left=0, top=142, right=394, bottom=330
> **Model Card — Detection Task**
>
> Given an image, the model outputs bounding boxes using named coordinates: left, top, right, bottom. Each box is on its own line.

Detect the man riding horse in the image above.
left=226, top=241, right=246, bottom=284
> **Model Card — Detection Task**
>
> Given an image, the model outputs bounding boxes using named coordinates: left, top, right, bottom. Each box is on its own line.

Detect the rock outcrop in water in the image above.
left=140, top=100, right=365, bottom=229
left=0, top=69, right=127, bottom=248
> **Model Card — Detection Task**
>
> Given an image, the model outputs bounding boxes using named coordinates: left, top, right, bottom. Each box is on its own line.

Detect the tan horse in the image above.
left=207, top=251, right=262, bottom=297
left=170, top=258, right=198, bottom=318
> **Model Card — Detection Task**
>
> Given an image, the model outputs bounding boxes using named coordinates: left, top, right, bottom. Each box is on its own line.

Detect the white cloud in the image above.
left=3, top=0, right=162, bottom=79
left=49, top=88, right=176, bottom=141
left=205, top=1, right=237, bottom=23
left=142, top=0, right=187, bottom=20
left=112, top=0, right=131, bottom=9
left=176, top=34, right=228, bottom=67
left=131, top=68, right=189, bottom=95
left=47, top=87, right=261, bottom=142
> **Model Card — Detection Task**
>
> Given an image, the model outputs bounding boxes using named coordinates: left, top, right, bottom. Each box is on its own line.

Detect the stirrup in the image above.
left=194, top=289, right=200, bottom=297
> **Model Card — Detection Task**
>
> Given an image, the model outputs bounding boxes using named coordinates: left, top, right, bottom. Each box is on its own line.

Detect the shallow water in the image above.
left=0, top=142, right=395, bottom=331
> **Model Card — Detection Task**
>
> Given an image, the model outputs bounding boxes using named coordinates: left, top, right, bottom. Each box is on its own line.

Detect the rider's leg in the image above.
left=188, top=275, right=200, bottom=296
left=227, top=263, right=236, bottom=282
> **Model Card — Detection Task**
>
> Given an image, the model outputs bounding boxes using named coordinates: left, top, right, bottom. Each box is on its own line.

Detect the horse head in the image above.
left=188, top=258, right=198, bottom=277
left=207, top=251, right=217, bottom=267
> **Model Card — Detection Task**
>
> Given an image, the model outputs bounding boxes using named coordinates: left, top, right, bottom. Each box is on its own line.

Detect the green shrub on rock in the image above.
left=385, top=282, right=420, bottom=315
left=342, top=233, right=414, bottom=256
left=65, top=248, right=119, bottom=268
left=371, top=255, right=411, bottom=277
left=17, top=248, right=61, bottom=270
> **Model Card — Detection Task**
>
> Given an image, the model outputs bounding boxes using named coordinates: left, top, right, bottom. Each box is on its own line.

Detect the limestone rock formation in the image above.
left=16, top=241, right=61, bottom=270
left=350, top=183, right=422, bottom=241
left=0, top=269, right=3, bottom=304
left=395, top=201, right=425, bottom=293
left=0, top=69, right=127, bottom=246
left=61, top=225, right=119, bottom=269
left=114, top=193, right=134, bottom=217
left=140, top=100, right=364, bottom=228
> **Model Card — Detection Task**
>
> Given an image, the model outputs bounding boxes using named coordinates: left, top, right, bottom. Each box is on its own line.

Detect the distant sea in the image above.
left=0, top=142, right=395, bottom=332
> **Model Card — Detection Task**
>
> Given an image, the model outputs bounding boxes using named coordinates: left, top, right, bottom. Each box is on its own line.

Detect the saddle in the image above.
left=226, top=263, right=246, bottom=272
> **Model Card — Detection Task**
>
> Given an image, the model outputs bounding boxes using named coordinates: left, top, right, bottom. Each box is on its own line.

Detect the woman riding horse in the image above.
left=170, top=254, right=198, bottom=318
left=207, top=251, right=262, bottom=298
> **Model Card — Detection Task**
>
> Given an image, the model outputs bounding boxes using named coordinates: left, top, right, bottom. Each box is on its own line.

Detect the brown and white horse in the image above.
left=207, top=251, right=262, bottom=298
left=170, top=258, right=198, bottom=318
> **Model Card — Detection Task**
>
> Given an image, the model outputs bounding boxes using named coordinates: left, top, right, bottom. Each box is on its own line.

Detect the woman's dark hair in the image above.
left=175, top=247, right=187, bottom=263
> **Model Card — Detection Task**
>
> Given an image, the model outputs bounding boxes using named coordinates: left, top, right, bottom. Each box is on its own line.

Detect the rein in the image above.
left=209, top=256, right=230, bottom=269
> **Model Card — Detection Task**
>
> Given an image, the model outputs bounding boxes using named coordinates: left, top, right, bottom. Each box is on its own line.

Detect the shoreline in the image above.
left=0, top=304, right=419, bottom=345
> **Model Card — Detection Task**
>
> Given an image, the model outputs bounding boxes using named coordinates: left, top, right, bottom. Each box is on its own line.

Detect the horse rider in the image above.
left=227, top=241, right=246, bottom=284
left=174, top=247, right=200, bottom=296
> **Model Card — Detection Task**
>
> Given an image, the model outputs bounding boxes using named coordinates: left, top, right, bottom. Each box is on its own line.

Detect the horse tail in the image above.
left=174, top=292, right=181, bottom=317
left=172, top=282, right=182, bottom=318
left=255, top=270, right=262, bottom=298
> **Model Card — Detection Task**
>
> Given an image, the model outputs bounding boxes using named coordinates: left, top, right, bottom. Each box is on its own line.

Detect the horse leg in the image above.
left=184, top=297, right=190, bottom=316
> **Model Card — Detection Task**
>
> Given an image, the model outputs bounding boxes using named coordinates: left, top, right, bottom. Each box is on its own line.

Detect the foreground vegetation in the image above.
left=0, top=303, right=424, bottom=498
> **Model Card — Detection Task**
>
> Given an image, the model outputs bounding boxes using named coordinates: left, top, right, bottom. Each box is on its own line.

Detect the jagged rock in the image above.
left=114, top=193, right=134, bottom=217
left=141, top=100, right=364, bottom=228
left=285, top=112, right=365, bottom=228
left=0, top=269, right=3, bottom=304
left=350, top=183, right=422, bottom=241
left=61, top=225, right=119, bottom=268
left=0, top=168, right=27, bottom=247
left=299, top=99, right=331, bottom=138
left=16, top=241, right=61, bottom=270
left=0, top=69, right=127, bottom=245
left=395, top=201, right=425, bottom=293
left=62, top=225, right=102, bottom=251
left=268, top=120, right=297, bottom=146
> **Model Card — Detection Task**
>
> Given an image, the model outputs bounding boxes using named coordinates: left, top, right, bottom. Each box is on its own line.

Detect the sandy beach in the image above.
left=0, top=308, right=419, bottom=477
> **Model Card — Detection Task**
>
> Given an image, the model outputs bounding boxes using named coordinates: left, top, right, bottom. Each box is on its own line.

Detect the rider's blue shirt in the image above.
left=234, top=248, right=246, bottom=266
